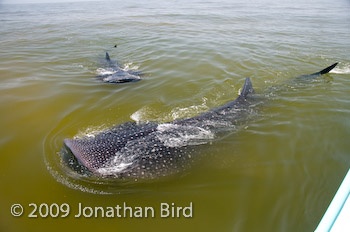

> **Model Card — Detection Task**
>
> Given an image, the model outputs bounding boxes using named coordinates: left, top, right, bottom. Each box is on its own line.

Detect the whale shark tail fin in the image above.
left=310, top=62, right=338, bottom=76
left=106, top=52, right=111, bottom=62
left=240, top=77, right=254, bottom=98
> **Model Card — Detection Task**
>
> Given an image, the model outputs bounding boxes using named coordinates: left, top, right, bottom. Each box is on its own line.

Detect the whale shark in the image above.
left=63, top=62, right=338, bottom=180
left=96, top=52, right=142, bottom=84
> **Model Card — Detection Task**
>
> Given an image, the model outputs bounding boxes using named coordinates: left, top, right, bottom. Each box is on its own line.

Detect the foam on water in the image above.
left=330, top=63, right=350, bottom=74
left=156, top=123, right=215, bottom=147
left=96, top=62, right=139, bottom=75
left=96, top=150, right=137, bottom=176
left=74, top=124, right=108, bottom=139
left=96, top=160, right=133, bottom=176
left=130, top=97, right=209, bottom=123
left=130, top=109, right=143, bottom=123
left=44, top=156, right=111, bottom=195
left=170, top=98, right=209, bottom=121
left=96, top=67, right=116, bottom=75
left=123, top=62, right=139, bottom=71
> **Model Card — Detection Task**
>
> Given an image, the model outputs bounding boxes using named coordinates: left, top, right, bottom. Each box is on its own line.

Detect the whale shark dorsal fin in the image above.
left=240, top=77, right=254, bottom=98
left=106, top=52, right=111, bottom=62
left=318, top=62, right=338, bottom=75
left=310, top=62, right=338, bottom=76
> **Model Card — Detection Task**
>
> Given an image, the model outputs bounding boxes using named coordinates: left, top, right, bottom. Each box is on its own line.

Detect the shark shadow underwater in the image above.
left=62, top=62, right=338, bottom=180
left=96, top=52, right=143, bottom=84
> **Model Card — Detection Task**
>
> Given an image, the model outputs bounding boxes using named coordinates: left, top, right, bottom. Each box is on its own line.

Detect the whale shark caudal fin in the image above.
left=105, top=52, right=111, bottom=62
left=310, top=62, right=338, bottom=76
left=240, top=77, right=254, bottom=98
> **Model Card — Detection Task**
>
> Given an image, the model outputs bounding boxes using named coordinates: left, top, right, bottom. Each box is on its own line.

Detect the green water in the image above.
left=1, top=0, right=350, bottom=231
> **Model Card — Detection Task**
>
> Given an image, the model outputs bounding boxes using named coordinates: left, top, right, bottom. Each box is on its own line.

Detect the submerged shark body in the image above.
left=64, top=63, right=338, bottom=179
left=96, top=52, right=142, bottom=84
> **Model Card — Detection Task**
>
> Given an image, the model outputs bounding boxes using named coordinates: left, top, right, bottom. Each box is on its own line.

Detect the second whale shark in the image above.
left=96, top=52, right=143, bottom=84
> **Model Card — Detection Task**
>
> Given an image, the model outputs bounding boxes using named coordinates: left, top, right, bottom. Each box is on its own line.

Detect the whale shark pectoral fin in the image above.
left=240, top=77, right=254, bottom=98
left=106, top=52, right=111, bottom=62
left=307, top=62, right=339, bottom=77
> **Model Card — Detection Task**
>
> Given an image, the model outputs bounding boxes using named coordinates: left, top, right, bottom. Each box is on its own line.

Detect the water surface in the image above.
left=1, top=0, right=350, bottom=231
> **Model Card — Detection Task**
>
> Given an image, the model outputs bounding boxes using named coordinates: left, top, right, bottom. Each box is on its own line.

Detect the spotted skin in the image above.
left=64, top=121, right=201, bottom=179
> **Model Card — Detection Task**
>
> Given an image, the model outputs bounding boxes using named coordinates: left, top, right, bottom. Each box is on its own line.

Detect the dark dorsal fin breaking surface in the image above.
left=308, top=62, right=338, bottom=77
left=240, top=77, right=254, bottom=98
left=105, top=52, right=111, bottom=62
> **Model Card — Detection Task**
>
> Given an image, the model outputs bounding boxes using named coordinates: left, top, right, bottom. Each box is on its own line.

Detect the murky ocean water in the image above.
left=1, top=0, right=350, bottom=231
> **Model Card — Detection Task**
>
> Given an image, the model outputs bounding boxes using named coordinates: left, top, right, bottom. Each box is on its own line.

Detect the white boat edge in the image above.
left=315, top=169, right=350, bottom=232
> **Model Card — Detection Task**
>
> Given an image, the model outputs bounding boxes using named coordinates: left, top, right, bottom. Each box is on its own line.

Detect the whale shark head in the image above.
left=62, top=120, right=216, bottom=179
